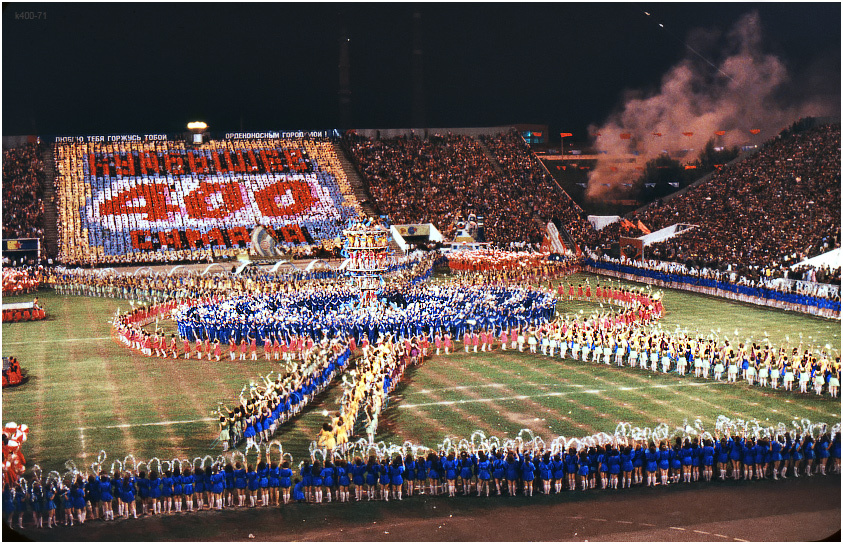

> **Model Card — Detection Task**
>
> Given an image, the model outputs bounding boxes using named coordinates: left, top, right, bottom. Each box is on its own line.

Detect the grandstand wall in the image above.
left=351, top=126, right=515, bottom=139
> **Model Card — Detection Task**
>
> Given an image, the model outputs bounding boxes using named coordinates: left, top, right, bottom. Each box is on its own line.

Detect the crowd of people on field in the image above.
left=2, top=267, right=41, bottom=296
left=2, top=143, right=46, bottom=242
left=2, top=357, right=25, bottom=388
left=4, top=423, right=839, bottom=529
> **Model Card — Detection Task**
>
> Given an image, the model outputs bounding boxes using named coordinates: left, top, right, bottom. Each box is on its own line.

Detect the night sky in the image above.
left=3, top=2, right=840, bottom=139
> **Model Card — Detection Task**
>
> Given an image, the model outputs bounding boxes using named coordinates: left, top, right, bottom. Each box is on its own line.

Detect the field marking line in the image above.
left=78, top=417, right=217, bottom=432
left=412, top=382, right=572, bottom=394
left=615, top=520, right=634, bottom=524
left=670, top=526, right=686, bottom=531
left=592, top=518, right=608, bottom=522
left=733, top=539, right=750, bottom=542
left=79, top=428, right=87, bottom=456
left=398, top=381, right=724, bottom=409
left=712, top=534, right=729, bottom=539
left=411, top=367, right=527, bottom=438
left=3, top=336, right=112, bottom=345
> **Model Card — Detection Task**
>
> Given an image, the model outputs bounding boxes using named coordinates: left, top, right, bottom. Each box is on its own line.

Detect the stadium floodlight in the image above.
left=187, top=121, right=208, bottom=130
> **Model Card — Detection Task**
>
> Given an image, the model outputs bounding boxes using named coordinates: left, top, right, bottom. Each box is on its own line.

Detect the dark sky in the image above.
left=3, top=2, right=840, bottom=139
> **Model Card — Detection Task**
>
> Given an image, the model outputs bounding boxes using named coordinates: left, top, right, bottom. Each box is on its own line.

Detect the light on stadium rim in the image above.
left=187, top=121, right=208, bottom=130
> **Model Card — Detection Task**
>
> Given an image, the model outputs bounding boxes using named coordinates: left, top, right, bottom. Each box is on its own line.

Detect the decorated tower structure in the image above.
left=342, top=219, right=393, bottom=301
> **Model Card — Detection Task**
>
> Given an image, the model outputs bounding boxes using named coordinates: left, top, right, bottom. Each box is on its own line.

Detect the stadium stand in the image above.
left=52, top=137, right=363, bottom=265
left=2, top=143, right=46, bottom=241
left=626, top=124, right=840, bottom=278
left=481, top=130, right=599, bottom=248
left=344, top=130, right=598, bottom=248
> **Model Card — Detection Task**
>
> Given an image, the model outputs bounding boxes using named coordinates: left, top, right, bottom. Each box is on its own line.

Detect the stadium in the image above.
left=2, top=4, right=840, bottom=542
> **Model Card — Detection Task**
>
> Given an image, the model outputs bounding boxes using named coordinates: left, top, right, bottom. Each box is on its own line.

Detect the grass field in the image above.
left=2, top=272, right=840, bottom=477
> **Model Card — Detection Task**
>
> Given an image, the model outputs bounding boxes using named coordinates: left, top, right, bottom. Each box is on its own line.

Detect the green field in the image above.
left=2, top=272, right=840, bottom=477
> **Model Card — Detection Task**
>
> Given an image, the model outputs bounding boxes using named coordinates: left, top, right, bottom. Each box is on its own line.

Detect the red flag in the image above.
left=714, top=164, right=723, bottom=170
left=637, top=220, right=651, bottom=235
left=714, top=130, right=726, bottom=136
left=652, top=132, right=662, bottom=137
left=559, top=132, right=572, bottom=138
left=610, top=166, right=618, bottom=172
left=682, top=131, right=694, bottom=137
left=684, top=164, right=697, bottom=170
left=750, top=129, right=761, bottom=135
left=619, top=133, right=632, bottom=140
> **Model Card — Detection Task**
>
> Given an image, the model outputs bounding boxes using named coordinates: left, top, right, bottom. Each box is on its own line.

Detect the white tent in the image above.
left=587, top=215, right=620, bottom=231
left=791, top=248, right=841, bottom=270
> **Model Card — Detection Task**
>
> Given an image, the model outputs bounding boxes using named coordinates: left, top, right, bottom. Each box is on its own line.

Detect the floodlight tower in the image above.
left=338, top=21, right=352, bottom=130
left=187, top=121, right=208, bottom=146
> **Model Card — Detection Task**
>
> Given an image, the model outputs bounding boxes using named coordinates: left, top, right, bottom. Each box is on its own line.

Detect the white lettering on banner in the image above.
left=84, top=172, right=342, bottom=231
left=108, top=135, right=142, bottom=142
left=224, top=132, right=282, bottom=140
left=87, top=136, right=105, bottom=142
left=144, top=134, right=168, bottom=141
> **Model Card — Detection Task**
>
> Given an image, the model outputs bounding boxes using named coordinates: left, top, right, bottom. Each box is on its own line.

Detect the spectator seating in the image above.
left=345, top=130, right=597, bottom=248
left=2, top=143, right=46, bottom=241
left=625, top=124, right=841, bottom=279
left=53, top=138, right=362, bottom=265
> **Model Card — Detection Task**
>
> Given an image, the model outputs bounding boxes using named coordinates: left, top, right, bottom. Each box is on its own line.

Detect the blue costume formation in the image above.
left=175, top=284, right=557, bottom=345
left=587, top=258, right=841, bottom=314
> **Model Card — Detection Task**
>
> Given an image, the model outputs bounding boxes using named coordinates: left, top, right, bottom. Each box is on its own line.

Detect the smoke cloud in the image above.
left=586, top=11, right=839, bottom=200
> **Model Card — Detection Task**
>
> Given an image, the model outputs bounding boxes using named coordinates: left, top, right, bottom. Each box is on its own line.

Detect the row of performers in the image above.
left=171, top=284, right=560, bottom=346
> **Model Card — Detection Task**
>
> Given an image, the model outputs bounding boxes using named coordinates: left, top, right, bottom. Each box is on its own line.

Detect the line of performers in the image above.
left=5, top=428, right=840, bottom=529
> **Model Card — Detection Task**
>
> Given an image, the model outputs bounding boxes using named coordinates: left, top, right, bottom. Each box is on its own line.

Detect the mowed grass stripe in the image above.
left=472, top=351, right=674, bottom=431
left=421, top=355, right=558, bottom=437
left=390, top=361, right=540, bottom=444
left=473, top=351, right=723, bottom=434
left=508, top=352, right=791, bottom=429
left=400, top=354, right=594, bottom=438
left=398, top=365, right=514, bottom=439
left=468, top=351, right=604, bottom=436
left=551, top=358, right=762, bottom=426
left=567, top=355, right=841, bottom=423
left=470, top=350, right=685, bottom=431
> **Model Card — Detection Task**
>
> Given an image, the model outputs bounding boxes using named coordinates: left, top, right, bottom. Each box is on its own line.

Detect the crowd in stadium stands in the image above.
left=2, top=143, right=46, bottom=241
left=628, top=124, right=840, bottom=278
left=481, top=130, right=599, bottom=248
left=593, top=220, right=645, bottom=243
left=52, top=138, right=360, bottom=266
left=345, top=131, right=599, bottom=248
left=789, top=264, right=840, bottom=286
left=346, top=133, right=497, bottom=241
